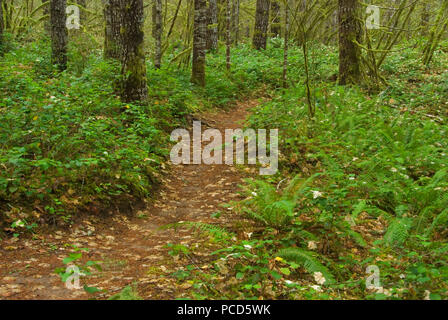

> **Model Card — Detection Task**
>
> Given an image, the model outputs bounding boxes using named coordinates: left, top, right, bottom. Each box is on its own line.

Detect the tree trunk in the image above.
left=50, top=0, right=68, bottom=71
left=104, top=0, right=122, bottom=60
left=206, top=0, right=218, bottom=51
left=0, top=0, right=4, bottom=52
left=282, top=0, right=289, bottom=87
left=152, top=0, right=162, bottom=68
left=234, top=0, right=240, bottom=45
left=253, top=0, right=270, bottom=50
left=421, top=3, right=430, bottom=36
left=226, top=0, right=231, bottom=69
left=191, top=0, right=207, bottom=86
left=120, top=0, right=148, bottom=102
left=77, top=0, right=86, bottom=27
left=270, top=0, right=280, bottom=37
left=42, top=0, right=51, bottom=35
left=338, top=0, right=361, bottom=85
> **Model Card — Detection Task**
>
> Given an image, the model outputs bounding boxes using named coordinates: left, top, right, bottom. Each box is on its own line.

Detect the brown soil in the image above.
left=0, top=98, right=260, bottom=300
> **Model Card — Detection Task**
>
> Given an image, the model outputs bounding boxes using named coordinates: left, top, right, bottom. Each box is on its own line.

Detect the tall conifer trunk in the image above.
left=270, top=0, right=280, bottom=37
left=253, top=0, right=270, bottom=50
left=206, top=0, right=218, bottom=50
left=42, top=0, right=51, bottom=35
left=120, top=0, right=148, bottom=102
left=104, top=0, right=122, bottom=60
left=0, top=0, right=4, bottom=52
left=191, top=0, right=207, bottom=86
left=152, top=0, right=162, bottom=68
left=50, top=0, right=68, bottom=70
left=338, top=0, right=361, bottom=85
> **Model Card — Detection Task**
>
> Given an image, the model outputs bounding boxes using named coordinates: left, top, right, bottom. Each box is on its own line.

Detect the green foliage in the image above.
left=277, top=248, right=335, bottom=284
left=108, top=285, right=143, bottom=300
left=54, top=245, right=102, bottom=295
left=383, top=218, right=412, bottom=247
left=179, top=41, right=448, bottom=300
left=235, top=175, right=317, bottom=228
left=0, top=41, right=273, bottom=227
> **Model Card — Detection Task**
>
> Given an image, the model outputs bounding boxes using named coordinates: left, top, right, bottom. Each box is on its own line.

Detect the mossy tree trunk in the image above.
left=77, top=0, right=86, bottom=27
left=152, top=0, right=162, bottom=68
left=191, top=0, right=207, bottom=86
left=233, top=0, right=240, bottom=45
left=282, top=0, right=289, bottom=88
left=206, top=0, right=218, bottom=51
left=253, top=0, right=270, bottom=50
left=338, top=0, right=361, bottom=85
left=42, top=0, right=51, bottom=35
left=226, top=0, right=231, bottom=69
left=104, top=0, right=122, bottom=60
left=0, top=0, right=4, bottom=52
left=421, top=2, right=430, bottom=36
left=270, top=0, right=280, bottom=37
left=120, top=0, right=148, bottom=102
left=50, top=0, right=68, bottom=71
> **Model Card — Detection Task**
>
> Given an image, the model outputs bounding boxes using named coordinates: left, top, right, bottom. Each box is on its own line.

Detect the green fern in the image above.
left=384, top=217, right=411, bottom=247
left=277, top=248, right=335, bottom=284
left=236, top=174, right=320, bottom=229
left=427, top=209, right=448, bottom=236
left=346, top=229, right=367, bottom=248
left=169, top=221, right=234, bottom=241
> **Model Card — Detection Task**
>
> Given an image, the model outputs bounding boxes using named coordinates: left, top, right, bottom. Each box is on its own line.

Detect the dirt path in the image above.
left=0, top=99, right=260, bottom=300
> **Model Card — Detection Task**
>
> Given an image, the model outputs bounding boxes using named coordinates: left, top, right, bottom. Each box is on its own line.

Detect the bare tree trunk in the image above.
left=191, top=0, right=207, bottom=86
left=152, top=0, right=162, bottom=68
left=104, top=0, right=122, bottom=60
left=338, top=0, right=361, bottom=85
left=120, top=0, right=148, bottom=102
left=282, top=0, right=289, bottom=87
left=206, top=0, right=218, bottom=50
left=50, top=0, right=68, bottom=71
left=270, top=0, right=280, bottom=37
left=253, top=0, right=270, bottom=50
left=226, top=0, right=231, bottom=69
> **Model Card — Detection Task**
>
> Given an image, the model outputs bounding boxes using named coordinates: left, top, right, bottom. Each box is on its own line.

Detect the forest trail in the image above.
left=0, top=99, right=260, bottom=300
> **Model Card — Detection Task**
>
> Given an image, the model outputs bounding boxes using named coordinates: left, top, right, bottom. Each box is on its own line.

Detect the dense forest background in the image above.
left=0, top=0, right=447, bottom=300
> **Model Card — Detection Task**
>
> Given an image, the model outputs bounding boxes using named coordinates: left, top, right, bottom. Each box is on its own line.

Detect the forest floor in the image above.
left=0, top=98, right=260, bottom=300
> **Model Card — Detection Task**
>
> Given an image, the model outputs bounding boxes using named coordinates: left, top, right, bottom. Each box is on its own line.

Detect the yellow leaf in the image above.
left=274, top=257, right=285, bottom=263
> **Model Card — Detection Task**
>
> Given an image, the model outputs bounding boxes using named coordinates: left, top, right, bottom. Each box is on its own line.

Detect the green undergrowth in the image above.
left=0, top=40, right=284, bottom=231
left=171, top=40, right=448, bottom=300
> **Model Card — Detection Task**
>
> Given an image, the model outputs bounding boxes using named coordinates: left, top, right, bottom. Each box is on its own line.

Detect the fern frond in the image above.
left=161, top=221, right=234, bottom=241
left=346, top=229, right=367, bottom=248
left=427, top=209, right=448, bottom=236
left=181, top=222, right=234, bottom=240
left=277, top=248, right=335, bottom=284
left=384, top=218, right=411, bottom=247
